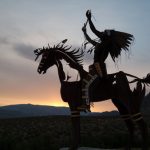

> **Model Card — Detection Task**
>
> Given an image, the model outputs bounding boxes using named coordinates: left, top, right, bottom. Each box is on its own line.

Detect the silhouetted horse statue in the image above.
left=34, top=40, right=150, bottom=150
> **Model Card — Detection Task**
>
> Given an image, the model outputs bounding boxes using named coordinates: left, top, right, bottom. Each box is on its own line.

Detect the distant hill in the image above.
left=0, top=92, right=149, bottom=119
left=0, top=104, right=119, bottom=119
left=89, top=110, right=119, bottom=117
left=0, top=104, right=70, bottom=118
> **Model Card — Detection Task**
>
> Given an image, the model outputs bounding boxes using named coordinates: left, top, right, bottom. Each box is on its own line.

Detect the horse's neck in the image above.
left=56, top=50, right=83, bottom=73
left=55, top=50, right=88, bottom=80
left=56, top=60, right=66, bottom=83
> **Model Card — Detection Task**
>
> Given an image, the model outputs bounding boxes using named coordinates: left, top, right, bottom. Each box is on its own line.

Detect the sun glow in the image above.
left=91, top=100, right=117, bottom=112
left=47, top=101, right=68, bottom=107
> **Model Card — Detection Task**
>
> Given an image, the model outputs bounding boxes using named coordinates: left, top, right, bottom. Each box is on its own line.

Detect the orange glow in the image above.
left=0, top=95, right=117, bottom=112
left=0, top=78, right=116, bottom=112
left=46, top=101, right=68, bottom=107
left=91, top=100, right=117, bottom=112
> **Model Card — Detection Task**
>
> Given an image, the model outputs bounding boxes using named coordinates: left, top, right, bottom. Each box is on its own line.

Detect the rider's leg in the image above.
left=78, top=74, right=93, bottom=112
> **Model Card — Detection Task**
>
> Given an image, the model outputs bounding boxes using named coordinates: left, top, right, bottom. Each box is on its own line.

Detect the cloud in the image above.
left=13, top=43, right=36, bottom=61
left=0, top=36, right=10, bottom=45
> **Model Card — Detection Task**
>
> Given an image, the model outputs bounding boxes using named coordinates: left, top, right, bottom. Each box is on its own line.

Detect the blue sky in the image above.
left=0, top=0, right=150, bottom=112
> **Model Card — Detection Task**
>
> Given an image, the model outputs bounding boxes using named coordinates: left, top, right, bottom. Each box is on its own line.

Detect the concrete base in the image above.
left=60, top=148, right=140, bottom=150
left=60, top=148, right=122, bottom=150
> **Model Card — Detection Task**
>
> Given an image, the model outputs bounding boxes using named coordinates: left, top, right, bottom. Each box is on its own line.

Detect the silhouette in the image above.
left=34, top=40, right=150, bottom=150
left=81, top=10, right=134, bottom=111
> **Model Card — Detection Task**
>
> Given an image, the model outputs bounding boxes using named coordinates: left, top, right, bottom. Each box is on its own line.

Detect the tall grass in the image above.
left=0, top=116, right=149, bottom=150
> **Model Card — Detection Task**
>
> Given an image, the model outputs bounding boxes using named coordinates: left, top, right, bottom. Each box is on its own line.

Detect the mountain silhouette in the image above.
left=0, top=92, right=149, bottom=119
left=0, top=104, right=70, bottom=118
left=0, top=104, right=120, bottom=118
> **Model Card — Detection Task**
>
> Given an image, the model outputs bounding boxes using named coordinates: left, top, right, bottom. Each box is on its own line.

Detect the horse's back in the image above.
left=89, top=77, right=113, bottom=102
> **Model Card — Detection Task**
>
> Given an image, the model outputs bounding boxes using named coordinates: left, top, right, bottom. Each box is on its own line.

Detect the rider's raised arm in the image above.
left=82, top=25, right=97, bottom=46
left=86, top=10, right=103, bottom=39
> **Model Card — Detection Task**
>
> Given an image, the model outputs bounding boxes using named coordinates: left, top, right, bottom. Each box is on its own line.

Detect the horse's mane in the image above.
left=34, top=39, right=84, bottom=66
left=54, top=44, right=84, bottom=66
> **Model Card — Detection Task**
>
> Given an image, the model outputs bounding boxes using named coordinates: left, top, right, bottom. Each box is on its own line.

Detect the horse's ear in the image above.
left=62, top=39, right=67, bottom=44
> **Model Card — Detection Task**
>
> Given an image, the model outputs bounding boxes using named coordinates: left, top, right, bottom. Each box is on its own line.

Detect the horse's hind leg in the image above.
left=112, top=98, right=135, bottom=150
left=113, top=71, right=136, bottom=149
left=130, top=82, right=148, bottom=150
left=132, top=115, right=148, bottom=150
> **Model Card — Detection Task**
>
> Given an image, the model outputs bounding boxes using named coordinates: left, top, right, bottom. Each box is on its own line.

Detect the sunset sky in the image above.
left=0, top=0, right=150, bottom=112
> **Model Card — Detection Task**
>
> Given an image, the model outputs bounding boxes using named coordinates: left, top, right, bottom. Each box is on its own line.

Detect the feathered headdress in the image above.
left=108, top=30, right=134, bottom=62
left=82, top=29, right=134, bottom=62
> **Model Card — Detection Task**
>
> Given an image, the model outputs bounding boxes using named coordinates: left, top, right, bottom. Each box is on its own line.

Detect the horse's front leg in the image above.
left=68, top=103, right=81, bottom=150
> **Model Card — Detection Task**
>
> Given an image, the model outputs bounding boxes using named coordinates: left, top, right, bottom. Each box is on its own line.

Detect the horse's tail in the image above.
left=126, top=73, right=150, bottom=86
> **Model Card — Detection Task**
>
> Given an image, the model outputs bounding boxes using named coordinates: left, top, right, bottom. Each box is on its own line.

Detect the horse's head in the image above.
left=34, top=39, right=68, bottom=74
left=34, top=39, right=84, bottom=74
left=34, top=47, right=56, bottom=74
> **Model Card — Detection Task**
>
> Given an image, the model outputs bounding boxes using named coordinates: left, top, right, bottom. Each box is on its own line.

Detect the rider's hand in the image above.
left=86, top=10, right=91, bottom=19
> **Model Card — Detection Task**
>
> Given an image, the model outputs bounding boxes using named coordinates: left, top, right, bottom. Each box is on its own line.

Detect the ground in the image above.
left=0, top=116, right=149, bottom=150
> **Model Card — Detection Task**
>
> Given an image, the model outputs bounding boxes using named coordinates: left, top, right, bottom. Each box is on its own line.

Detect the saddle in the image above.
left=77, top=63, right=109, bottom=112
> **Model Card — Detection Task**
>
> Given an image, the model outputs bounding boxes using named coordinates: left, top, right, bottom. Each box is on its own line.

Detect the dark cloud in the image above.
left=17, top=41, right=94, bottom=65
left=13, top=43, right=36, bottom=61
left=0, top=36, right=10, bottom=45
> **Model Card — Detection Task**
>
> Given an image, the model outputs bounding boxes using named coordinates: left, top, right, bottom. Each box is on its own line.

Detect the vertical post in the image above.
left=133, top=117, right=149, bottom=150
left=70, top=110, right=80, bottom=150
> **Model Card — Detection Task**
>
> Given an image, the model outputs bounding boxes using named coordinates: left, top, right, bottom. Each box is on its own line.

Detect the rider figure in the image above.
left=82, top=10, right=110, bottom=77
left=78, top=10, right=110, bottom=111
left=78, top=10, right=134, bottom=112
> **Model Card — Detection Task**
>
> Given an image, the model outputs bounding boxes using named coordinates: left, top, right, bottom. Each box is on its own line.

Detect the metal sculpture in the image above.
left=34, top=40, right=150, bottom=150
left=80, top=10, right=134, bottom=111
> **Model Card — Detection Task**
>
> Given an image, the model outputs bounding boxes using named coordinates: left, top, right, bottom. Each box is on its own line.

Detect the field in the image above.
left=0, top=116, right=150, bottom=150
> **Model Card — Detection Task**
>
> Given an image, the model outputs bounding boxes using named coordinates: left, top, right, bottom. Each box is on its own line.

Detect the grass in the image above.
left=0, top=116, right=150, bottom=150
